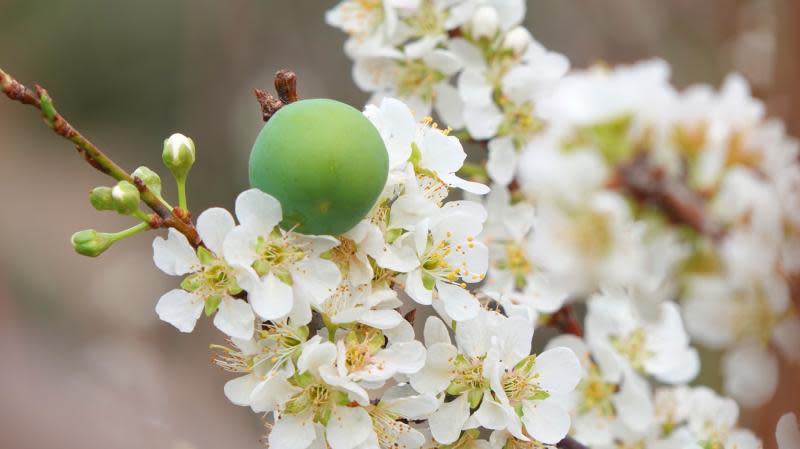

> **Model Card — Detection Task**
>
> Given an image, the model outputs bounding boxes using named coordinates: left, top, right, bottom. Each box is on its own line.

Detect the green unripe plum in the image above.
left=249, top=99, right=389, bottom=235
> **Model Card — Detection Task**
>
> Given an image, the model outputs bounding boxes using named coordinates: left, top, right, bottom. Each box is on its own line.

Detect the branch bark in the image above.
left=612, top=154, right=722, bottom=240
left=557, top=436, right=590, bottom=449
left=255, top=69, right=299, bottom=122
left=0, top=68, right=201, bottom=246
left=547, top=304, right=584, bottom=338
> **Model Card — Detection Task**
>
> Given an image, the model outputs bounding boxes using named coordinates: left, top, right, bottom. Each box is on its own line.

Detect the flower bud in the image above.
left=470, top=6, right=499, bottom=39
left=71, top=229, right=113, bottom=257
left=503, top=26, right=532, bottom=55
left=132, top=166, right=162, bottom=195
left=162, top=133, right=195, bottom=180
left=111, top=180, right=141, bottom=215
left=89, top=186, right=114, bottom=211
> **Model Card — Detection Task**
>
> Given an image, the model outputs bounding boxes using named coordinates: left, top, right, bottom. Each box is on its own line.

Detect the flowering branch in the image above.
left=0, top=68, right=201, bottom=246
left=254, top=69, right=299, bottom=122
left=613, top=154, right=722, bottom=240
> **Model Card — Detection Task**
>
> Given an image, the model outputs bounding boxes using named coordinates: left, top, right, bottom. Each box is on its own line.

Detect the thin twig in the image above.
left=612, top=154, right=722, bottom=240
left=0, top=68, right=201, bottom=246
left=547, top=304, right=583, bottom=337
left=255, top=69, right=299, bottom=122
left=557, top=436, right=590, bottom=449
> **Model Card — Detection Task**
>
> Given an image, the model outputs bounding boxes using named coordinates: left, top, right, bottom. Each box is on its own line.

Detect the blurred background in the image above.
left=1, top=1, right=798, bottom=447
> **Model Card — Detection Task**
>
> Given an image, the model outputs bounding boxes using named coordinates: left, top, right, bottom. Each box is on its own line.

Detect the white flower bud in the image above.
left=470, top=6, right=499, bottom=39
left=111, top=180, right=141, bottom=215
left=503, top=26, right=532, bottom=55
left=162, top=133, right=195, bottom=180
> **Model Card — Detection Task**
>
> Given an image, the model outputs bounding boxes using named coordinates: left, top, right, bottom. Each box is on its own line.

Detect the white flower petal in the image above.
left=383, top=394, right=439, bottom=420
left=222, top=225, right=261, bottom=268
left=155, top=289, right=204, bottom=332
left=235, top=188, right=282, bottom=231
left=521, top=397, right=571, bottom=445
left=532, top=347, right=582, bottom=395
left=777, top=413, right=800, bottom=449
left=464, top=102, right=503, bottom=140
left=251, top=373, right=301, bottom=413
left=379, top=340, right=427, bottom=374
left=487, top=137, right=517, bottom=186
left=474, top=397, right=509, bottom=430
left=423, top=49, right=462, bottom=76
left=269, top=411, right=316, bottom=449
left=327, top=406, right=373, bottom=449
left=437, top=281, right=480, bottom=322
left=360, top=309, right=404, bottom=329
left=292, top=258, right=342, bottom=305
left=223, top=374, right=257, bottom=407
left=429, top=394, right=470, bottom=445
left=458, top=68, right=493, bottom=106
left=213, top=297, right=255, bottom=340
left=424, top=316, right=451, bottom=346
left=298, top=338, right=337, bottom=375
left=196, top=207, right=235, bottom=255
left=433, top=82, right=465, bottom=130
left=246, top=272, right=294, bottom=321
left=405, top=269, right=433, bottom=305
left=723, top=342, right=779, bottom=408
left=410, top=342, right=457, bottom=395
left=153, top=228, right=200, bottom=276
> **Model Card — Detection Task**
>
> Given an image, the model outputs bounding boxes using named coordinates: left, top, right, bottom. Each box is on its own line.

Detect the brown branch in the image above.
left=0, top=68, right=201, bottom=246
left=557, top=436, right=590, bottom=449
left=255, top=69, right=299, bottom=122
left=612, top=154, right=723, bottom=240
left=547, top=304, right=583, bottom=337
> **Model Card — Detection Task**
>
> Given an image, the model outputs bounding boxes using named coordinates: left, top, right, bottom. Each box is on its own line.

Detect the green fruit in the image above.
left=249, top=99, right=389, bottom=235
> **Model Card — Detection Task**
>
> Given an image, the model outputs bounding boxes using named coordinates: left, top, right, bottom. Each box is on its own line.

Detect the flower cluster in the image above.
left=150, top=97, right=593, bottom=449
left=324, top=0, right=800, bottom=447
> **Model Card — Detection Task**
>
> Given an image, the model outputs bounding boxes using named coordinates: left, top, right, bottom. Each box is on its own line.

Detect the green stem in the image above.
left=107, top=222, right=150, bottom=243
left=133, top=209, right=151, bottom=223
left=176, top=177, right=188, bottom=210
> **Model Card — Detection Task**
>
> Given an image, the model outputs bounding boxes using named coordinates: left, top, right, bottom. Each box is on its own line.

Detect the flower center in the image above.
left=496, top=243, right=532, bottom=290
left=447, top=355, right=489, bottom=398
left=497, top=101, right=542, bottom=147
left=610, top=328, right=651, bottom=371
left=338, top=0, right=385, bottom=38
left=564, top=209, right=613, bottom=259
left=500, top=355, right=550, bottom=403
left=396, top=59, right=445, bottom=101
left=577, top=364, right=616, bottom=416
left=252, top=233, right=307, bottom=279
left=405, top=0, right=446, bottom=36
